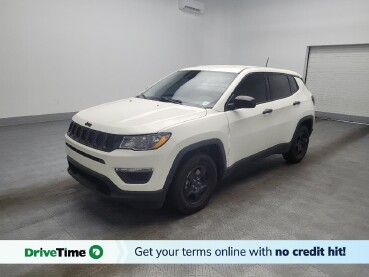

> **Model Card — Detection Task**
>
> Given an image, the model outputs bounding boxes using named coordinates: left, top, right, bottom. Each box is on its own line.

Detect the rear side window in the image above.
left=267, top=74, right=291, bottom=100
left=233, top=73, right=268, bottom=104
left=287, top=75, right=299, bottom=93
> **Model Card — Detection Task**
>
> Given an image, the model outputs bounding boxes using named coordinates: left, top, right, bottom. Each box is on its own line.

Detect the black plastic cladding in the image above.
left=67, top=121, right=123, bottom=152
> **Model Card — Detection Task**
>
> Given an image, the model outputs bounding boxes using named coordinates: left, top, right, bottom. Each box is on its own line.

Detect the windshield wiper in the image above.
left=157, top=97, right=182, bottom=104
left=140, top=96, right=182, bottom=104
left=136, top=93, right=147, bottom=99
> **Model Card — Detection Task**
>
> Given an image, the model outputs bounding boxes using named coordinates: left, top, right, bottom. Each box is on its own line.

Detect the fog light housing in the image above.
left=115, top=168, right=153, bottom=184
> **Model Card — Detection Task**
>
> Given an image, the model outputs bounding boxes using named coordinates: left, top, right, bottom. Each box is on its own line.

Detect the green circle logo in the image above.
left=89, top=245, right=103, bottom=259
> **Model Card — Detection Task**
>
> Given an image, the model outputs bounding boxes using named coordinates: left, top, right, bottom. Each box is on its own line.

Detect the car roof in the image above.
left=182, top=65, right=256, bottom=73
left=181, top=65, right=301, bottom=77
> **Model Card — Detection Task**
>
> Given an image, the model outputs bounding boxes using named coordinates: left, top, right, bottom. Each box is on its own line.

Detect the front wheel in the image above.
left=283, top=125, right=310, bottom=163
left=168, top=153, right=217, bottom=214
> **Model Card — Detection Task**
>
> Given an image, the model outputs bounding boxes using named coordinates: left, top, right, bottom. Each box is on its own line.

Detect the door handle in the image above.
left=262, top=109, right=273, bottom=114
left=293, top=101, right=301, bottom=106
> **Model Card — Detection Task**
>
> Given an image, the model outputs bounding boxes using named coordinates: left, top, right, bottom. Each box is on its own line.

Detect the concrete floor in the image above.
left=0, top=119, right=368, bottom=276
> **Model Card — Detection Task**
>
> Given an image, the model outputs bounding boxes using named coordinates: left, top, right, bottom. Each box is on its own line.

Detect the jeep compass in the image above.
left=66, top=65, right=315, bottom=214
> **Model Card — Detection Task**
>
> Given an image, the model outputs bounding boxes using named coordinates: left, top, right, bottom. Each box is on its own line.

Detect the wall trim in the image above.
left=0, top=112, right=76, bottom=127
left=316, top=111, right=369, bottom=125
left=2, top=111, right=368, bottom=127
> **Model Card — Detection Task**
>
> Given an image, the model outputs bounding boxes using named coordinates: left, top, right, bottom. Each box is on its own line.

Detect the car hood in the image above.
left=72, top=98, right=207, bottom=134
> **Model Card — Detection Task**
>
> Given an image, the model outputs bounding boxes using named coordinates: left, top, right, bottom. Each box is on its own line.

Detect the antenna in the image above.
left=265, top=57, right=269, bottom=67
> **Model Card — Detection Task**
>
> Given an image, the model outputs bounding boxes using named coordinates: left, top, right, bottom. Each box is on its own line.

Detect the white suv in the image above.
left=66, top=65, right=315, bottom=214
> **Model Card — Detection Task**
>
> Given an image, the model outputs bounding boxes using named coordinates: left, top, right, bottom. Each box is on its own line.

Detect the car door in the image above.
left=265, top=73, right=299, bottom=145
left=226, top=73, right=276, bottom=166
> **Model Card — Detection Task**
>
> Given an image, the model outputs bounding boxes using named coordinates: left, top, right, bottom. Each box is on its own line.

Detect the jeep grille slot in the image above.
left=67, top=121, right=123, bottom=152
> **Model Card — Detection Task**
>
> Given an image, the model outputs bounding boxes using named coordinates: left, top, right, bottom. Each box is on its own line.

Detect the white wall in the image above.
left=1, top=0, right=369, bottom=119
left=201, top=0, right=237, bottom=65
left=0, top=0, right=219, bottom=119
left=230, top=0, right=369, bottom=75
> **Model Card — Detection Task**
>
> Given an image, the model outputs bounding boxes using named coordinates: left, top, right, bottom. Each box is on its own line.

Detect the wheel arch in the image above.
left=163, top=139, right=227, bottom=192
left=297, top=115, right=314, bottom=136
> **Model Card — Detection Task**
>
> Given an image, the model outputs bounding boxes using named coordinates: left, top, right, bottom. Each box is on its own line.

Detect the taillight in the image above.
left=311, top=95, right=315, bottom=105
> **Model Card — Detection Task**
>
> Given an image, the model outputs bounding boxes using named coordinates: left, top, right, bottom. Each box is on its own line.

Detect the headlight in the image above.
left=119, top=133, right=171, bottom=151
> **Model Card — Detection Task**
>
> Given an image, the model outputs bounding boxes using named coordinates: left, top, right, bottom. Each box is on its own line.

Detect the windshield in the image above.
left=139, top=70, right=237, bottom=108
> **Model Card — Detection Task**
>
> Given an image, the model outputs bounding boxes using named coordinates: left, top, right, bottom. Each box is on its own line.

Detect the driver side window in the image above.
left=233, top=73, right=268, bottom=104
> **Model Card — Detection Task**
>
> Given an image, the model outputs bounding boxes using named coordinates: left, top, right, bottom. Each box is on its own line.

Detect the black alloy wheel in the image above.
left=184, top=165, right=210, bottom=205
left=168, top=153, right=217, bottom=214
left=295, top=130, right=309, bottom=159
left=283, top=125, right=310, bottom=163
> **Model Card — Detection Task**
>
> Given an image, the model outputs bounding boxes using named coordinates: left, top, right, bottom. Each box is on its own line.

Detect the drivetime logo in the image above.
left=89, top=245, right=104, bottom=259
left=25, top=245, right=103, bottom=259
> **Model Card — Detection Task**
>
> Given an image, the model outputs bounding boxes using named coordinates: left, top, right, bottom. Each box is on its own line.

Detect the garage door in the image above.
left=305, top=44, right=369, bottom=123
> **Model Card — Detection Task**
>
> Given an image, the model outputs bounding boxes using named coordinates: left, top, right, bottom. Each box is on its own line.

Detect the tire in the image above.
left=283, top=125, right=310, bottom=164
left=168, top=153, right=217, bottom=214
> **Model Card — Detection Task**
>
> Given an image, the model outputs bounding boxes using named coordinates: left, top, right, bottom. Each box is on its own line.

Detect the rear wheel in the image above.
left=168, top=153, right=217, bottom=214
left=283, top=125, right=310, bottom=163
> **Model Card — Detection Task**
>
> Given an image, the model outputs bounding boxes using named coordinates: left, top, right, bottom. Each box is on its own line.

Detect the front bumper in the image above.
left=67, top=156, right=166, bottom=208
left=65, top=133, right=180, bottom=206
left=65, top=134, right=179, bottom=190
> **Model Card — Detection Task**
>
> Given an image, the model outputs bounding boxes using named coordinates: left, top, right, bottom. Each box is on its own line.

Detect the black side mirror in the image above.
left=232, top=95, right=256, bottom=109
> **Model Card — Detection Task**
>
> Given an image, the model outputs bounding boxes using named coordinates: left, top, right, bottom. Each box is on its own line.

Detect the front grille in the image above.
left=67, top=121, right=123, bottom=152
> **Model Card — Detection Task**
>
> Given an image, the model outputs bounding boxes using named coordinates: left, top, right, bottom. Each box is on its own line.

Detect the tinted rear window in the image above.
left=267, top=74, right=291, bottom=100
left=288, top=75, right=299, bottom=93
